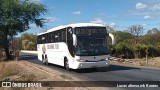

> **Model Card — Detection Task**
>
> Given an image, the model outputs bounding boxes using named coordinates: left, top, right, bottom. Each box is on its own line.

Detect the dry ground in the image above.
left=110, top=57, right=160, bottom=69
left=2, top=57, right=159, bottom=90
left=0, top=60, right=106, bottom=90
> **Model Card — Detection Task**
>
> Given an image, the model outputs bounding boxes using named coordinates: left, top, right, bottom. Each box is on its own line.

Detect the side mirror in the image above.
left=72, top=34, right=77, bottom=46
left=109, top=33, right=115, bottom=45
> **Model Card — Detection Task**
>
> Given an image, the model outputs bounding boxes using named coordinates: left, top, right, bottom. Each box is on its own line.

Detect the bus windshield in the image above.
left=74, top=27, right=109, bottom=56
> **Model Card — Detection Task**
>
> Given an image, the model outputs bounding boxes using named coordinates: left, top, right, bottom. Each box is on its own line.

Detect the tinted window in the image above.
left=37, top=28, right=67, bottom=44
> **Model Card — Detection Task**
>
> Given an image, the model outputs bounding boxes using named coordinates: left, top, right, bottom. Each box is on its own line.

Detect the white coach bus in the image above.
left=37, top=23, right=110, bottom=70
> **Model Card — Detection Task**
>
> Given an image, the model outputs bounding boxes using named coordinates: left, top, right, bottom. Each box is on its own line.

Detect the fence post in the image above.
left=145, top=48, right=149, bottom=66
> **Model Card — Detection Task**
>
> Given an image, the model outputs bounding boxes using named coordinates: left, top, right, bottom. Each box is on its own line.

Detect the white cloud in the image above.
left=136, top=3, right=147, bottom=10
left=73, top=11, right=81, bottom=15
left=142, top=23, right=150, bottom=26
left=108, top=23, right=127, bottom=29
left=144, top=15, right=152, bottom=19
left=32, top=0, right=41, bottom=1
left=45, top=17, right=57, bottom=22
left=90, top=18, right=106, bottom=25
left=135, top=3, right=160, bottom=11
left=28, top=0, right=41, bottom=3
left=109, top=23, right=116, bottom=27
left=151, top=4, right=160, bottom=11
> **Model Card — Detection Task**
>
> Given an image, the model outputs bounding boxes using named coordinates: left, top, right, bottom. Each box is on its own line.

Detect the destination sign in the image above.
left=75, top=27, right=107, bottom=35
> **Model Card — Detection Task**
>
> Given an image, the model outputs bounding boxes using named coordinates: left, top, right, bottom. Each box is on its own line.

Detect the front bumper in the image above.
left=70, top=60, right=110, bottom=69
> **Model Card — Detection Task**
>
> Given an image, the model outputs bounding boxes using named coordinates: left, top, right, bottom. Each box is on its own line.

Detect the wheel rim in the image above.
left=42, top=59, right=46, bottom=64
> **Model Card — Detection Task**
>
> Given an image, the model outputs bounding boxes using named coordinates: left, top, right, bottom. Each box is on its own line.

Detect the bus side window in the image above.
left=54, top=31, right=58, bottom=42
left=45, top=34, right=48, bottom=43
left=51, top=32, right=54, bottom=43
left=61, top=29, right=66, bottom=42
left=50, top=33, right=52, bottom=42
left=48, top=33, right=51, bottom=43
left=57, top=31, right=61, bottom=42
left=42, top=35, right=46, bottom=43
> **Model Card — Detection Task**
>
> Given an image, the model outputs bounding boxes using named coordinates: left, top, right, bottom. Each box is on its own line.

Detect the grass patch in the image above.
left=0, top=61, right=44, bottom=81
left=47, top=87, right=54, bottom=90
left=18, top=73, right=37, bottom=81
left=111, top=57, right=160, bottom=68
left=0, top=61, right=19, bottom=80
left=0, top=87, right=25, bottom=90
left=60, top=74, right=72, bottom=80
left=140, top=60, right=146, bottom=66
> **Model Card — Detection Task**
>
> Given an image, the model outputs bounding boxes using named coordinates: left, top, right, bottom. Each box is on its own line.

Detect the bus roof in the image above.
left=38, top=23, right=106, bottom=35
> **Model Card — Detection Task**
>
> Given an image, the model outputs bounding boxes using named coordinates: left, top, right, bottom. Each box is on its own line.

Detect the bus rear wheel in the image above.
left=64, top=58, right=70, bottom=71
left=42, top=54, right=48, bottom=65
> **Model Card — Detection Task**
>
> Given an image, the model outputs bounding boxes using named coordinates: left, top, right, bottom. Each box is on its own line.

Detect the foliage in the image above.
left=21, top=33, right=37, bottom=44
left=22, top=39, right=36, bottom=50
left=141, top=29, right=160, bottom=46
left=111, top=42, right=134, bottom=58
left=21, top=33, right=37, bottom=50
left=0, top=0, right=46, bottom=59
left=112, top=31, right=133, bottom=43
left=0, top=31, right=5, bottom=48
left=110, top=26, right=160, bottom=59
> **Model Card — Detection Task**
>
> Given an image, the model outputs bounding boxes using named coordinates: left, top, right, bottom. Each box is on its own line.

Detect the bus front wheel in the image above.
left=64, top=58, right=70, bottom=71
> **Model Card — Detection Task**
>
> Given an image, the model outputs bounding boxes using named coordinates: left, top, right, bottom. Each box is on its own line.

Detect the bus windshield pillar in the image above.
left=72, top=34, right=77, bottom=46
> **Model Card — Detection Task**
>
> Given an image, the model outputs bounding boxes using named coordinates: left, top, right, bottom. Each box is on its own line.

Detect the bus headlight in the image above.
left=106, top=58, right=110, bottom=61
left=76, top=59, right=86, bottom=62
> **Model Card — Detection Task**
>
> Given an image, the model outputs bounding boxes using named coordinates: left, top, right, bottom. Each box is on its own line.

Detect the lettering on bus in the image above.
left=75, top=28, right=106, bottom=35
left=47, top=44, right=59, bottom=49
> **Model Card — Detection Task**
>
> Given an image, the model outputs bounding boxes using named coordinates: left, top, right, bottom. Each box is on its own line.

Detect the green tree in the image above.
left=0, top=31, right=5, bottom=48
left=0, top=0, right=46, bottom=59
left=113, top=31, right=133, bottom=43
left=21, top=33, right=36, bottom=42
left=28, top=41, right=36, bottom=50
left=143, top=29, right=160, bottom=46
left=22, top=39, right=36, bottom=50
left=21, top=33, right=37, bottom=50
left=114, top=42, right=133, bottom=58
left=22, top=39, right=30, bottom=50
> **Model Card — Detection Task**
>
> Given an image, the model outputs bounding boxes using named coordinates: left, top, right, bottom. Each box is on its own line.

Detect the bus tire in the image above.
left=64, top=57, right=70, bottom=71
left=42, top=54, right=45, bottom=64
left=42, top=54, right=48, bottom=65
left=45, top=55, right=48, bottom=65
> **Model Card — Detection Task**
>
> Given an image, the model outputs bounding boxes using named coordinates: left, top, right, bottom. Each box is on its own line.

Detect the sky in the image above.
left=23, top=0, right=160, bottom=35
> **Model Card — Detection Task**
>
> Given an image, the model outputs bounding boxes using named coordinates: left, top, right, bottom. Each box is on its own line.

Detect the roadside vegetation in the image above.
left=109, top=25, right=160, bottom=67
left=109, top=26, right=160, bottom=59
left=0, top=0, right=159, bottom=66
left=0, top=0, right=46, bottom=60
left=21, top=33, right=37, bottom=50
